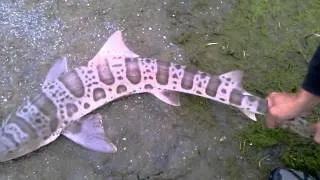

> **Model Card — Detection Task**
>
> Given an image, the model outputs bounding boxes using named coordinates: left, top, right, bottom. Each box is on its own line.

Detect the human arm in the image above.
left=266, top=45, right=320, bottom=143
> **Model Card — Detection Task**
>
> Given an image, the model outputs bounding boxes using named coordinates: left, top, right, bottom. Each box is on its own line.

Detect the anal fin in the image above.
left=151, top=90, right=180, bottom=106
left=240, top=109, right=257, bottom=121
left=62, top=114, right=117, bottom=153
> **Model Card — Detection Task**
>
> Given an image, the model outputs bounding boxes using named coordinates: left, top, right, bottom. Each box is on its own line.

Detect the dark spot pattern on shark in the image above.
left=66, top=103, right=78, bottom=117
left=96, top=64, right=115, bottom=85
left=93, top=88, right=106, bottom=101
left=116, top=85, right=127, bottom=94
left=181, top=67, right=198, bottom=90
left=58, top=70, right=85, bottom=98
left=31, top=94, right=58, bottom=133
left=144, top=84, right=153, bottom=89
left=229, top=89, right=243, bottom=105
left=205, top=75, right=221, bottom=97
left=125, top=57, right=141, bottom=84
left=83, top=103, right=90, bottom=109
left=156, top=61, right=170, bottom=85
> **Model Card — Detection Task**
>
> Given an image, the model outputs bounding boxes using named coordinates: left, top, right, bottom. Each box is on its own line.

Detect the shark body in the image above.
left=0, top=31, right=267, bottom=162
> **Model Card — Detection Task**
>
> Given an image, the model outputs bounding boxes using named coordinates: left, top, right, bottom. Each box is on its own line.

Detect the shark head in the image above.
left=0, top=93, right=61, bottom=162
left=0, top=101, right=117, bottom=162
left=0, top=57, right=117, bottom=162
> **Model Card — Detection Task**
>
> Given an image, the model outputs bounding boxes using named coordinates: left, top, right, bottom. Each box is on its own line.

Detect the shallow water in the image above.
left=0, top=0, right=291, bottom=179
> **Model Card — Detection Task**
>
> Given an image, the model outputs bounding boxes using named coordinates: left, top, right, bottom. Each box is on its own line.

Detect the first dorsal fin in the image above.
left=88, top=31, right=139, bottom=67
left=219, top=70, right=244, bottom=87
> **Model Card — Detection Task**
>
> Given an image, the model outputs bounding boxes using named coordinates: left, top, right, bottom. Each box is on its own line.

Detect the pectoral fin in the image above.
left=151, top=90, right=181, bottom=106
left=62, top=114, right=117, bottom=153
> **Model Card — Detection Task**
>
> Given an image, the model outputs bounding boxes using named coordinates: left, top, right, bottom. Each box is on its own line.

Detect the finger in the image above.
left=268, top=92, right=279, bottom=98
left=299, top=110, right=312, bottom=118
left=266, top=111, right=277, bottom=128
left=314, top=131, right=320, bottom=144
left=313, top=122, right=320, bottom=144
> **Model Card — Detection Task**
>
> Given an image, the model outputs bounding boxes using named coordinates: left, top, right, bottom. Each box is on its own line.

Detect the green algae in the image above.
left=240, top=120, right=290, bottom=149
left=240, top=119, right=320, bottom=175
left=223, top=0, right=320, bottom=176
left=171, top=0, right=320, bottom=177
left=282, top=143, right=320, bottom=176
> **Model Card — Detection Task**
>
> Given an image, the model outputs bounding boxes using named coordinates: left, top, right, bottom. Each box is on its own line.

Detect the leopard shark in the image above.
left=0, top=30, right=268, bottom=162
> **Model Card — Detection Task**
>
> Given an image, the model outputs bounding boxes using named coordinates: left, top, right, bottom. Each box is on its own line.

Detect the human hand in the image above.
left=267, top=89, right=320, bottom=143
left=267, top=91, right=310, bottom=128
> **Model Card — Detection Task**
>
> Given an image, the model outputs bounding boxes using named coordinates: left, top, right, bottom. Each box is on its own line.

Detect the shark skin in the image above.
left=0, top=30, right=268, bottom=163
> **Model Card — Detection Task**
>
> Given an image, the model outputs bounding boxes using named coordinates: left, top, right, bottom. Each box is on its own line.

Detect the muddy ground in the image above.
left=0, top=0, right=319, bottom=179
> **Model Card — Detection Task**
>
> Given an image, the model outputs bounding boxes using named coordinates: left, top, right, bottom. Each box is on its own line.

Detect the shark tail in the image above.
left=218, top=70, right=268, bottom=121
